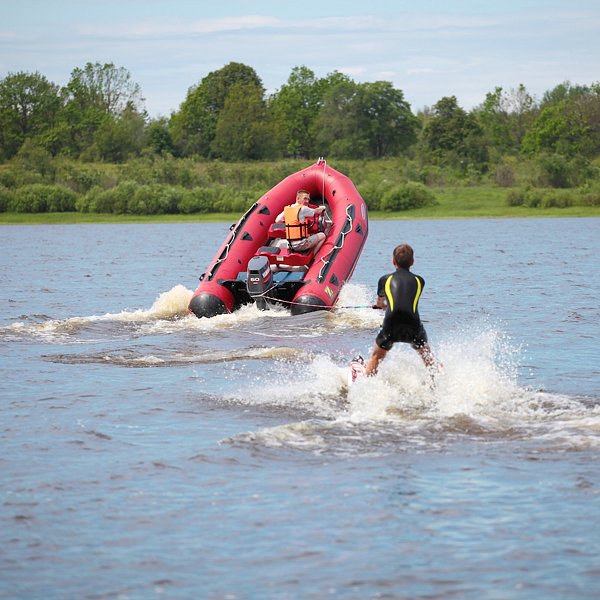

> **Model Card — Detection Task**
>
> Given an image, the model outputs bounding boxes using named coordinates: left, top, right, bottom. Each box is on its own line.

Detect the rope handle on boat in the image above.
left=205, top=223, right=237, bottom=280
left=317, top=203, right=354, bottom=282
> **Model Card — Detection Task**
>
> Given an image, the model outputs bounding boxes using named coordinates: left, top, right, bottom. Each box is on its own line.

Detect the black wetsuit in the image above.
left=375, top=267, right=428, bottom=351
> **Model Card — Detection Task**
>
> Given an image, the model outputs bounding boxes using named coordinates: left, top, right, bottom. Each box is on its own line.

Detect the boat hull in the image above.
left=189, top=160, right=368, bottom=317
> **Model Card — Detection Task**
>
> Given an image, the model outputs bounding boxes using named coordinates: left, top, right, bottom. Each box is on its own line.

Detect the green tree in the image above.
left=60, top=62, right=144, bottom=158
left=145, top=117, right=175, bottom=155
left=421, top=96, right=488, bottom=170
left=477, top=84, right=536, bottom=154
left=91, top=103, right=146, bottom=162
left=314, top=76, right=361, bottom=157
left=269, top=66, right=323, bottom=158
left=357, top=81, right=418, bottom=157
left=0, top=71, right=62, bottom=160
left=171, top=62, right=263, bottom=157
left=11, top=139, right=56, bottom=182
left=540, top=81, right=589, bottom=107
left=522, top=82, right=600, bottom=157
left=315, top=78, right=418, bottom=159
left=64, top=62, right=143, bottom=115
left=211, top=82, right=276, bottom=160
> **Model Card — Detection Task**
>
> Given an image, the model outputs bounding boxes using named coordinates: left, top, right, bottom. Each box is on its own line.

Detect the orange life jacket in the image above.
left=283, top=205, right=309, bottom=241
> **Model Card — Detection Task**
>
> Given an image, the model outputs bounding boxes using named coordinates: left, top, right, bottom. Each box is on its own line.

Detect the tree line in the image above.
left=1, top=61, right=599, bottom=214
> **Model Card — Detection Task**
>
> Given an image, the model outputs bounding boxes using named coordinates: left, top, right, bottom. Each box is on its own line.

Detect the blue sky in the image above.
left=1, top=0, right=598, bottom=117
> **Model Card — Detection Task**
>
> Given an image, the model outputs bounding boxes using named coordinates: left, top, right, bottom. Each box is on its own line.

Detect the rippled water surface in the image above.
left=2, top=218, right=600, bottom=599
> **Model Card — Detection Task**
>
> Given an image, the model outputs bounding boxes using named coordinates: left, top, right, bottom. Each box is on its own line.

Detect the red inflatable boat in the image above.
left=188, top=159, right=368, bottom=317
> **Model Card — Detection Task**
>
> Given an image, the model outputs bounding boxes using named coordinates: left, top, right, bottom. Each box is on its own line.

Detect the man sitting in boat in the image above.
left=275, top=189, right=327, bottom=254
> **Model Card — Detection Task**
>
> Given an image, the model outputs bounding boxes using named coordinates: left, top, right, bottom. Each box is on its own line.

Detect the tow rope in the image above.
left=255, top=294, right=379, bottom=310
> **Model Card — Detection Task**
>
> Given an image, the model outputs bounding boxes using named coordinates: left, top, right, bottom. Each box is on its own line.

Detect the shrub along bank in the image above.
left=1, top=155, right=599, bottom=217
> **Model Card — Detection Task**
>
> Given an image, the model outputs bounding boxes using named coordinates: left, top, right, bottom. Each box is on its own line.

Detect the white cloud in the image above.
left=406, top=68, right=435, bottom=76
left=0, top=31, right=18, bottom=40
left=77, top=15, right=281, bottom=37
left=2, top=4, right=599, bottom=116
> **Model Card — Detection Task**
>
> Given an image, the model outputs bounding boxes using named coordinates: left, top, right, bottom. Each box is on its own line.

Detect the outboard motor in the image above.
left=246, top=255, right=273, bottom=311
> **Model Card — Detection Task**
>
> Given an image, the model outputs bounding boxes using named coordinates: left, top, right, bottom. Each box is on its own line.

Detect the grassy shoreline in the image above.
left=2, top=186, right=600, bottom=225
left=3, top=208, right=600, bottom=225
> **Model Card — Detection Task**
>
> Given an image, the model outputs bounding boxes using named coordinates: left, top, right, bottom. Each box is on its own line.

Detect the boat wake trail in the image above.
left=43, top=345, right=307, bottom=368
left=0, top=284, right=195, bottom=342
left=2, top=281, right=373, bottom=344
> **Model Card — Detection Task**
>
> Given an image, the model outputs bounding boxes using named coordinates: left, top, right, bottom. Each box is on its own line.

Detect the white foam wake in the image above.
left=223, top=325, right=600, bottom=453
left=1, top=285, right=194, bottom=340
left=100, top=284, right=193, bottom=321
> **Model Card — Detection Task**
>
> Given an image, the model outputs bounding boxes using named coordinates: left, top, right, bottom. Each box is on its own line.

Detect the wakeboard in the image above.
left=347, top=355, right=367, bottom=386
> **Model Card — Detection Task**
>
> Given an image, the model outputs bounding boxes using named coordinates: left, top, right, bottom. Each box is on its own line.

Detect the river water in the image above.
left=1, top=218, right=599, bottom=599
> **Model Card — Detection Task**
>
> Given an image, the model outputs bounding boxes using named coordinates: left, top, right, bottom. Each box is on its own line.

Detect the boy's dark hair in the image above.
left=393, top=244, right=414, bottom=269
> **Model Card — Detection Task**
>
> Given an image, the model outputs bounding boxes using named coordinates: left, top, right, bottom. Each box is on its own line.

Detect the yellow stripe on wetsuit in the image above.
left=384, top=275, right=394, bottom=312
left=384, top=274, right=422, bottom=314
left=412, top=276, right=422, bottom=313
